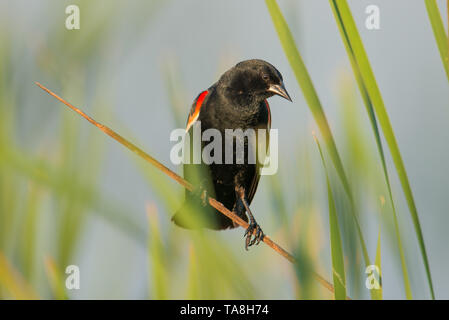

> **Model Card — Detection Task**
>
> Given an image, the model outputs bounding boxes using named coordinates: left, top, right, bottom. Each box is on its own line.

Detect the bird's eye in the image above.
left=262, top=74, right=269, bottom=81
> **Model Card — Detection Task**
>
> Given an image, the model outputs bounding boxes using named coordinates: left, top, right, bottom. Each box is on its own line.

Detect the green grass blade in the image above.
left=265, top=0, right=371, bottom=267
left=265, top=0, right=349, bottom=196
left=314, top=136, right=346, bottom=300
left=186, top=245, right=200, bottom=299
left=370, top=226, right=383, bottom=300
left=44, top=256, right=68, bottom=300
left=330, top=2, right=412, bottom=300
left=425, top=0, right=449, bottom=80
left=0, top=252, right=38, bottom=299
left=330, top=0, right=434, bottom=299
left=20, top=183, right=41, bottom=283
left=147, top=204, right=168, bottom=300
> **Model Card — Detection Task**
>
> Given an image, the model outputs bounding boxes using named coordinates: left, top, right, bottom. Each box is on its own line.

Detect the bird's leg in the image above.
left=242, top=198, right=264, bottom=249
left=231, top=200, right=246, bottom=228
left=235, top=186, right=264, bottom=250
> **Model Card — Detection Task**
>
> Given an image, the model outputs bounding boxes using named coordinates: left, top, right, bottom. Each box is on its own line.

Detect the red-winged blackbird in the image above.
left=173, top=59, right=291, bottom=249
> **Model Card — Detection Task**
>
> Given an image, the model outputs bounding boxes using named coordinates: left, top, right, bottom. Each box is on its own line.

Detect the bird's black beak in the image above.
left=268, top=82, right=292, bottom=102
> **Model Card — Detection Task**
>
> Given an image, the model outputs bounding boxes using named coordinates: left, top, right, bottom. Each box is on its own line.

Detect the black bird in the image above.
left=172, top=59, right=291, bottom=249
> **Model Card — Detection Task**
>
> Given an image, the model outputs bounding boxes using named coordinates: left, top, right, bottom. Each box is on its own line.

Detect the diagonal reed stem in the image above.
left=35, top=81, right=346, bottom=298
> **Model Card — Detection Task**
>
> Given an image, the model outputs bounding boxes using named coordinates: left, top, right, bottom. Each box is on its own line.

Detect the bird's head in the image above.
left=219, top=59, right=292, bottom=105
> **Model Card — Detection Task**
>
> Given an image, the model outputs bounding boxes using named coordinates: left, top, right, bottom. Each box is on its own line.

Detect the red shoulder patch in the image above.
left=186, top=90, right=208, bottom=132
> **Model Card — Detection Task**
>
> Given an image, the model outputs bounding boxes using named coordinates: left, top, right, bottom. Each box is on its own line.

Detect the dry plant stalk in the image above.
left=35, top=82, right=346, bottom=299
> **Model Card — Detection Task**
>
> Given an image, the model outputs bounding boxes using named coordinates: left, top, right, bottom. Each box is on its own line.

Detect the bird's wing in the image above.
left=247, top=99, right=271, bottom=204
left=186, top=90, right=209, bottom=132
left=247, top=171, right=261, bottom=205
left=183, top=89, right=213, bottom=200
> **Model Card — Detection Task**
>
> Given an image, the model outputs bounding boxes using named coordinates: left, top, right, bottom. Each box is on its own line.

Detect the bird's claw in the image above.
left=244, top=222, right=264, bottom=250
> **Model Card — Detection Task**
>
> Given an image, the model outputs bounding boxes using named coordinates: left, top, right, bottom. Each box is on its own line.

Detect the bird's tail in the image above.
left=172, top=200, right=213, bottom=229
left=172, top=200, right=237, bottom=230
left=171, top=203, right=196, bottom=229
